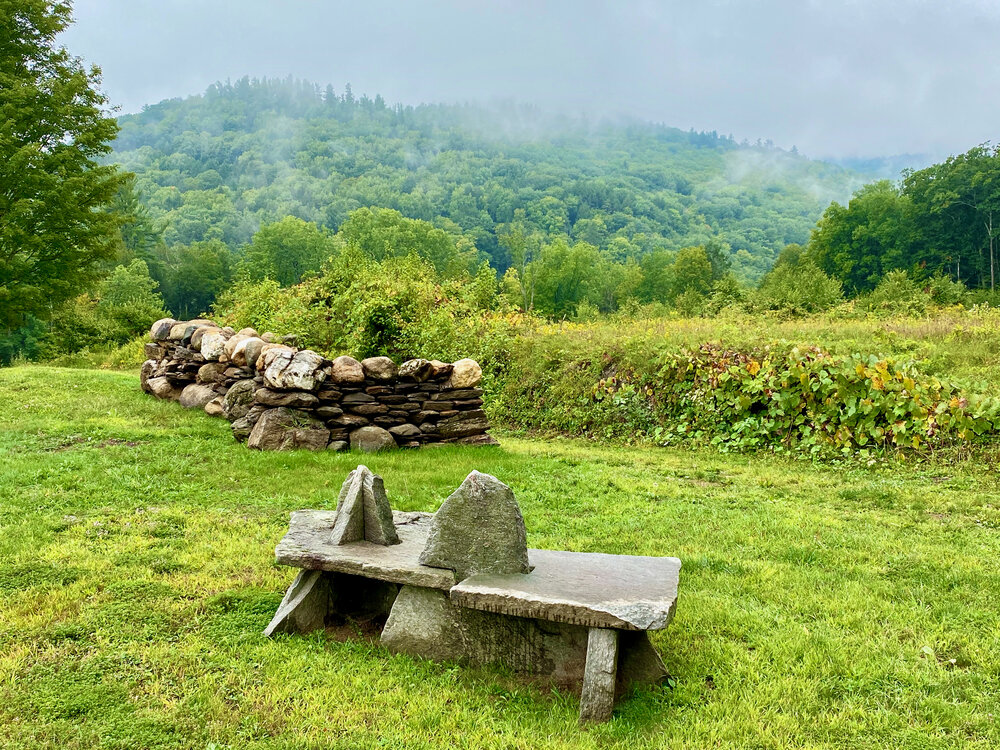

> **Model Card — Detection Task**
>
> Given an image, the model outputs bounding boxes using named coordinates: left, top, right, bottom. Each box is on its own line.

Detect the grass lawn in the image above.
left=1, top=366, right=998, bottom=749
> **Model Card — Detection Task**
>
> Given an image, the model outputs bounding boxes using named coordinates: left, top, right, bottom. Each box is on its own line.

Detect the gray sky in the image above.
left=61, top=0, right=1000, bottom=160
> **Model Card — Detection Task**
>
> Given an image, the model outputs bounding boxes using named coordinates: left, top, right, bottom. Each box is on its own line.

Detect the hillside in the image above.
left=113, top=77, right=864, bottom=282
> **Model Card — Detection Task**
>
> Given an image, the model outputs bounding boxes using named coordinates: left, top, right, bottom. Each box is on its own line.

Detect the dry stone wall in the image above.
left=139, top=318, right=496, bottom=452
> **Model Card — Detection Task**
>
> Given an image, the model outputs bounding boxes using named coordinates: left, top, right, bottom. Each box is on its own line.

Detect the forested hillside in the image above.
left=113, top=77, right=861, bottom=284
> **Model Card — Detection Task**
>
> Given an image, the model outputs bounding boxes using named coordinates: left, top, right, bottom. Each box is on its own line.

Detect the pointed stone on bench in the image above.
left=418, top=470, right=531, bottom=581
left=330, top=465, right=400, bottom=546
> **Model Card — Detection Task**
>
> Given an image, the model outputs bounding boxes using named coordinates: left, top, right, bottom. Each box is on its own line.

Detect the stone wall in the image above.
left=139, top=318, right=496, bottom=452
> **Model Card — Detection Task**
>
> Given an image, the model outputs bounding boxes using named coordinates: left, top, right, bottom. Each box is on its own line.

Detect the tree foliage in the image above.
left=0, top=0, right=126, bottom=331
left=239, top=215, right=335, bottom=286
left=112, top=76, right=856, bottom=287
left=755, top=244, right=844, bottom=314
left=810, top=145, right=1000, bottom=294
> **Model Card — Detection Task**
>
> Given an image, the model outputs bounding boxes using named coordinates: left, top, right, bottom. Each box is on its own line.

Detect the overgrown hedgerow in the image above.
left=494, top=331, right=1000, bottom=456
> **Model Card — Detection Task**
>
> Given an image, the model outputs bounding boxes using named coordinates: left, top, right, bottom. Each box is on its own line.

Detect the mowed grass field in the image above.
left=0, top=367, right=998, bottom=749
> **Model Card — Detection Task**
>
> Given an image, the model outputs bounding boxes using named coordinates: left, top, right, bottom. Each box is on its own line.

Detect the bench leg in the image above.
left=579, top=627, right=619, bottom=724
left=263, top=570, right=330, bottom=637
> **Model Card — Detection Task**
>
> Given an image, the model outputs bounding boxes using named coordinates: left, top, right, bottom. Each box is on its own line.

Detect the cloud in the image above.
left=61, top=0, right=1000, bottom=159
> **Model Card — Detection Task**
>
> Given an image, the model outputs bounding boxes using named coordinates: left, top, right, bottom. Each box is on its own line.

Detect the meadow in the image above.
left=1, top=366, right=997, bottom=749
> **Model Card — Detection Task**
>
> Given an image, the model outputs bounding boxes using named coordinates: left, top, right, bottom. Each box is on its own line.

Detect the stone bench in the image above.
left=264, top=467, right=681, bottom=724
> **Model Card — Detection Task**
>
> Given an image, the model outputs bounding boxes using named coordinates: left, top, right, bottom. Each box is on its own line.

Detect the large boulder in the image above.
left=446, top=359, right=482, bottom=389
left=361, top=356, right=397, bottom=381
left=389, top=423, right=421, bottom=440
left=330, top=355, right=365, bottom=384
left=199, top=330, right=230, bottom=361
left=147, top=376, right=182, bottom=400
left=197, top=362, right=226, bottom=384
left=260, top=348, right=327, bottom=391
left=243, top=338, right=266, bottom=369
left=428, top=360, right=454, bottom=379
left=230, top=336, right=264, bottom=367
left=418, top=471, right=530, bottom=581
left=190, top=325, right=218, bottom=350
left=179, top=383, right=218, bottom=409
left=231, top=404, right=267, bottom=443
left=256, top=343, right=295, bottom=369
left=247, top=408, right=330, bottom=451
left=399, top=358, right=433, bottom=382
left=437, top=410, right=490, bottom=439
left=140, top=359, right=155, bottom=393
left=349, top=425, right=397, bottom=453
left=223, top=379, right=257, bottom=421
left=224, top=331, right=253, bottom=360
left=254, top=388, right=319, bottom=408
left=169, top=319, right=213, bottom=343
left=150, top=318, right=177, bottom=341
left=168, top=321, right=190, bottom=340
left=204, top=397, right=225, bottom=417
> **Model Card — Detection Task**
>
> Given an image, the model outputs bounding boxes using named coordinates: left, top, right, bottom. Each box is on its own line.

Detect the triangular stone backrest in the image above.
left=418, top=470, right=530, bottom=581
left=331, top=465, right=400, bottom=546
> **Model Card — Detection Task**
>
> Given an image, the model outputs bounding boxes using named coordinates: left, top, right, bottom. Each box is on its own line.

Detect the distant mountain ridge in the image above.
left=113, top=76, right=865, bottom=281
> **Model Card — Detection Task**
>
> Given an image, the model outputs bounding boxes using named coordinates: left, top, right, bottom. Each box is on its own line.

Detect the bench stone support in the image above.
left=264, top=570, right=399, bottom=637
left=579, top=627, right=620, bottom=724
left=264, top=570, right=330, bottom=637
left=381, top=585, right=590, bottom=681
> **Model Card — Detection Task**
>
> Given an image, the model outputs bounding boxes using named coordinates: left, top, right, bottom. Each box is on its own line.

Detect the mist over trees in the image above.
left=5, top=9, right=1000, bottom=370
left=105, top=76, right=858, bottom=312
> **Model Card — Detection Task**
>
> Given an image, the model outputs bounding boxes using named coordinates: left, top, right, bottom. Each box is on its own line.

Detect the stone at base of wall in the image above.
left=141, top=318, right=496, bottom=452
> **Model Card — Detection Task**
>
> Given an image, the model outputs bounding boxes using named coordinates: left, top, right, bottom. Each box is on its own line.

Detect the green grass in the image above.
left=1, top=366, right=998, bottom=749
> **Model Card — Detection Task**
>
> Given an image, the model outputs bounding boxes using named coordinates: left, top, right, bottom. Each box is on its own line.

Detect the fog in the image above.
left=61, top=0, right=1000, bottom=160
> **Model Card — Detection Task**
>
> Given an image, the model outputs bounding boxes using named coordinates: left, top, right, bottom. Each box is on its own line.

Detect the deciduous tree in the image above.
left=0, top=0, right=126, bottom=331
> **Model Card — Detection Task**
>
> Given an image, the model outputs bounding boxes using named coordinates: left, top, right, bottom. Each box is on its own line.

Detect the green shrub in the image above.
left=863, top=270, right=928, bottom=316
left=754, top=255, right=844, bottom=315
left=926, top=273, right=969, bottom=306
left=214, top=249, right=531, bottom=368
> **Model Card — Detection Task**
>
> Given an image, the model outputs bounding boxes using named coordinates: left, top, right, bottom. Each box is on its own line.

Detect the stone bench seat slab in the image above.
left=450, top=549, right=680, bottom=631
left=275, top=509, right=456, bottom=590
left=276, top=511, right=680, bottom=631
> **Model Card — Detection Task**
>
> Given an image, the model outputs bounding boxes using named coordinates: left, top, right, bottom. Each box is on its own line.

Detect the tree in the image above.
left=240, top=216, right=336, bottom=287
left=636, top=249, right=675, bottom=303
left=808, top=181, right=912, bottom=294
left=0, top=1, right=126, bottom=332
left=94, top=259, right=167, bottom=343
left=754, top=244, right=843, bottom=314
left=163, top=240, right=233, bottom=318
left=110, top=174, right=163, bottom=266
left=671, top=246, right=713, bottom=299
left=532, top=239, right=601, bottom=318
left=335, top=207, right=477, bottom=278
left=704, top=238, right=732, bottom=281
left=904, top=144, right=1000, bottom=290
left=498, top=215, right=542, bottom=311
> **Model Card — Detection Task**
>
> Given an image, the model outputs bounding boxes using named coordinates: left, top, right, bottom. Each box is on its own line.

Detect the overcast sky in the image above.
left=61, top=0, right=1000, bottom=160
